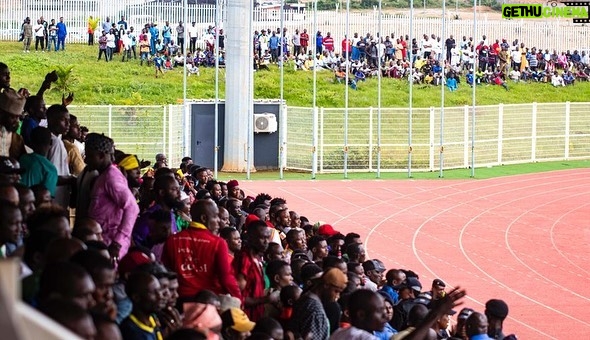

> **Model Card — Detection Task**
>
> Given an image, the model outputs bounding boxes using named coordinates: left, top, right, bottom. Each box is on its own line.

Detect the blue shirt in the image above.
left=470, top=334, right=494, bottom=340
left=162, top=25, right=171, bottom=38
left=56, top=22, right=67, bottom=37
left=269, top=36, right=279, bottom=49
left=374, top=323, right=397, bottom=340
left=316, top=35, right=323, bottom=47
left=20, top=116, right=40, bottom=147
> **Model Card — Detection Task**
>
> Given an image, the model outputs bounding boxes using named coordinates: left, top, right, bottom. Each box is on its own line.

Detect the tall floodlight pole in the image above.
left=439, top=0, right=445, bottom=178
left=214, top=0, right=220, bottom=178
left=312, top=0, right=318, bottom=178
left=224, top=0, right=253, bottom=174
left=408, top=0, right=414, bottom=178
left=376, top=0, right=382, bottom=178
left=247, top=0, right=254, bottom=179
left=183, top=0, right=189, bottom=160
left=344, top=0, right=350, bottom=178
left=471, top=0, right=476, bottom=177
left=279, top=0, right=285, bottom=179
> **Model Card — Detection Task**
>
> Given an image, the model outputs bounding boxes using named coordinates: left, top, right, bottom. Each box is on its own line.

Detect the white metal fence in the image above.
left=68, top=104, right=188, bottom=167
left=1, top=1, right=588, bottom=51
left=285, top=102, right=590, bottom=173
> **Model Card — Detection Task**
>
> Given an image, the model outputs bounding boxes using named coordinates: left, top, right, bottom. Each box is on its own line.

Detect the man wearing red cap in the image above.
left=226, top=179, right=240, bottom=199
left=317, top=224, right=340, bottom=238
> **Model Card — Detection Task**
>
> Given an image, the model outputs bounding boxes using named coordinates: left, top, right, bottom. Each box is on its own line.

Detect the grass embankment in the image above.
left=3, top=42, right=589, bottom=107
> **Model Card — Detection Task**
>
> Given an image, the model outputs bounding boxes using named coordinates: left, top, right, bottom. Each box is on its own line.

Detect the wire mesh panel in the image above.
left=345, top=109, right=372, bottom=171
left=432, top=106, right=468, bottom=171
left=569, top=103, right=590, bottom=159
left=536, top=103, right=566, bottom=160
left=285, top=106, right=313, bottom=171
left=501, top=104, right=534, bottom=163
left=374, top=108, right=412, bottom=170
left=408, top=108, right=432, bottom=171
left=167, top=104, right=187, bottom=167
left=320, top=108, right=347, bottom=172
left=473, top=105, right=500, bottom=166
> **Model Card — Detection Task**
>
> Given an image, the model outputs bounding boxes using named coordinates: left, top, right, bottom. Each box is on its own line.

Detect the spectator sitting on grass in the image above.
left=551, top=71, right=565, bottom=87
left=446, top=74, right=458, bottom=91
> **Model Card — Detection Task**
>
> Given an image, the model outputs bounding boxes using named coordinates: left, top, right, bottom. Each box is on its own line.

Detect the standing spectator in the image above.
left=176, top=21, right=185, bottom=54
left=34, top=19, right=45, bottom=51
left=19, top=127, right=58, bottom=198
left=289, top=268, right=347, bottom=340
left=188, top=22, right=198, bottom=54
left=330, top=289, right=389, bottom=339
left=87, top=16, right=95, bottom=45
left=62, top=114, right=85, bottom=176
left=323, top=32, right=334, bottom=53
left=269, top=32, right=280, bottom=63
left=162, top=199, right=241, bottom=302
left=234, top=220, right=271, bottom=322
left=40, top=16, right=49, bottom=51
left=445, top=35, right=455, bottom=63
left=149, top=23, right=159, bottom=55
left=316, top=31, right=323, bottom=55
left=20, top=95, right=46, bottom=147
left=85, top=133, right=139, bottom=260
left=101, top=17, right=111, bottom=36
left=46, top=104, right=72, bottom=208
left=47, top=19, right=57, bottom=51
left=117, top=16, right=128, bottom=30
left=300, top=28, right=309, bottom=54
left=0, top=89, right=26, bottom=161
left=485, top=299, right=510, bottom=339
left=22, top=17, right=33, bottom=52
left=139, top=35, right=150, bottom=66
left=128, top=27, right=137, bottom=59
left=56, top=17, right=67, bottom=51
left=162, top=21, right=172, bottom=46
left=292, top=29, right=301, bottom=56
left=106, top=29, right=115, bottom=61
left=465, top=312, right=493, bottom=340
left=97, top=30, right=108, bottom=62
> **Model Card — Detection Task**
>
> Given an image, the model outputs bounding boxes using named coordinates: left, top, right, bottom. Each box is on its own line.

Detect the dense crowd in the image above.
left=0, top=60, right=519, bottom=340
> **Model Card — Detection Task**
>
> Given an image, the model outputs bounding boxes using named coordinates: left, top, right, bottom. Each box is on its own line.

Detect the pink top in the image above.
left=88, top=165, right=139, bottom=258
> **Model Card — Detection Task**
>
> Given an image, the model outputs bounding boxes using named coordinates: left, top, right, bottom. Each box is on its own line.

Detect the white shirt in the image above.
left=0, top=126, right=11, bottom=157
left=34, top=24, right=44, bottom=37
left=511, top=50, right=521, bottom=62
left=331, top=326, right=378, bottom=340
left=106, top=33, right=115, bottom=48
left=48, top=133, right=70, bottom=207
left=188, top=25, right=198, bottom=38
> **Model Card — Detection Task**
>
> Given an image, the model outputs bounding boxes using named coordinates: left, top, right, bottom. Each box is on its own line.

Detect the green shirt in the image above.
left=20, top=152, right=58, bottom=197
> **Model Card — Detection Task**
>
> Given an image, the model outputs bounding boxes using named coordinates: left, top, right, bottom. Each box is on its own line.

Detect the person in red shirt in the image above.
left=300, top=28, right=309, bottom=54
left=162, top=199, right=241, bottom=303
left=341, top=36, right=351, bottom=59
left=323, top=32, right=334, bottom=53
left=233, top=219, right=272, bottom=322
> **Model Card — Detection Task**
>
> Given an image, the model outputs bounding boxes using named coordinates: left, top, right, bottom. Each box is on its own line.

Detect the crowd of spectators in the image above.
left=0, top=60, right=520, bottom=340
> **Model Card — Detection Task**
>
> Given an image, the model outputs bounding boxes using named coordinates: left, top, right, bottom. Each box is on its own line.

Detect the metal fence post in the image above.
left=565, top=101, right=570, bottom=159
left=429, top=106, right=434, bottom=172
left=163, top=106, right=167, bottom=156
left=369, top=107, right=373, bottom=172
left=108, top=104, right=112, bottom=137
left=168, top=104, right=174, bottom=165
left=498, top=103, right=503, bottom=165
left=320, top=107, right=324, bottom=173
left=531, top=102, right=537, bottom=162
left=312, top=107, right=318, bottom=178
left=463, top=105, right=469, bottom=168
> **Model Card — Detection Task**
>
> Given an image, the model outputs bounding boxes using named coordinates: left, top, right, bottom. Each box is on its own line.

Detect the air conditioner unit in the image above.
left=254, top=113, right=278, bottom=133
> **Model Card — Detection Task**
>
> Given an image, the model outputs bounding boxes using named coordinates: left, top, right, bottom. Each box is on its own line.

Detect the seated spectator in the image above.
left=563, top=71, right=575, bottom=85
left=331, top=289, right=389, bottom=339
left=493, top=73, right=509, bottom=91
left=551, top=71, right=565, bottom=87
left=40, top=298, right=97, bottom=339
left=221, top=308, right=256, bottom=340
left=119, top=271, right=164, bottom=339
left=446, top=76, right=457, bottom=91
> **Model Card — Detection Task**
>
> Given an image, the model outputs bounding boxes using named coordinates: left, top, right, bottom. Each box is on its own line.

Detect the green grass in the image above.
left=215, top=159, right=590, bottom=180
left=4, top=42, right=590, bottom=107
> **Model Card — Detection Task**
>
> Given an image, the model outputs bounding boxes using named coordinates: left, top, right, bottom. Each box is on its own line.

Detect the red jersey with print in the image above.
left=162, top=225, right=241, bottom=299
left=323, top=36, right=334, bottom=51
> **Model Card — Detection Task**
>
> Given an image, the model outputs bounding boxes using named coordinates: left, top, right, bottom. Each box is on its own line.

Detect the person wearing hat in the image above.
left=391, top=277, right=423, bottom=331
left=289, top=268, right=347, bottom=340
left=0, top=156, right=25, bottom=185
left=363, top=259, right=386, bottom=290
left=86, top=132, right=139, bottom=261
left=18, top=127, right=58, bottom=197
left=221, top=307, right=256, bottom=339
left=429, top=278, right=447, bottom=301
left=485, top=299, right=510, bottom=340
left=0, top=88, right=26, bottom=160
left=454, top=307, right=475, bottom=339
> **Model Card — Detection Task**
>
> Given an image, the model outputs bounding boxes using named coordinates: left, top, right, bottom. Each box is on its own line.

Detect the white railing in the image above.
left=0, top=1, right=587, bottom=51
left=285, top=102, right=590, bottom=173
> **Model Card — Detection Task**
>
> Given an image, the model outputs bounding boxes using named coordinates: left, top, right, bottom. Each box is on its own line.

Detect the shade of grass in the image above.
left=4, top=42, right=590, bottom=107
left=215, top=159, right=590, bottom=180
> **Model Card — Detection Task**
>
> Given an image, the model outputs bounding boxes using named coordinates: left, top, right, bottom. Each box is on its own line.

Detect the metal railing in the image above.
left=0, top=1, right=587, bottom=51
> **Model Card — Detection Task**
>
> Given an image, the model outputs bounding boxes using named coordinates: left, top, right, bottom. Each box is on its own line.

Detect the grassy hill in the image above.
left=3, top=42, right=589, bottom=107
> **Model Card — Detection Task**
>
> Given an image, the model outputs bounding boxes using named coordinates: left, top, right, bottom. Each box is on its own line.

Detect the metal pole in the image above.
left=471, top=0, right=476, bottom=178
left=377, top=0, right=382, bottom=178
left=247, top=0, right=254, bottom=179
left=344, top=0, right=350, bottom=179
left=214, top=0, right=220, bottom=178
left=312, top=0, right=318, bottom=179
left=408, top=0, right=414, bottom=178
left=183, top=0, right=188, bottom=160
left=439, top=0, right=445, bottom=178
left=279, top=0, right=285, bottom=179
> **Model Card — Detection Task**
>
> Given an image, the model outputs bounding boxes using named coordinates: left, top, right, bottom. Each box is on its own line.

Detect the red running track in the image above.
left=240, top=168, right=590, bottom=339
